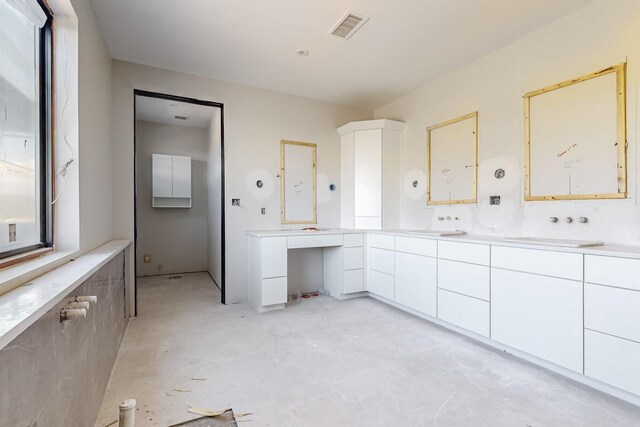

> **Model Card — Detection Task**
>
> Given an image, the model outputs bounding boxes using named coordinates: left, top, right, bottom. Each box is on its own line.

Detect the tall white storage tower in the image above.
left=337, top=119, right=404, bottom=230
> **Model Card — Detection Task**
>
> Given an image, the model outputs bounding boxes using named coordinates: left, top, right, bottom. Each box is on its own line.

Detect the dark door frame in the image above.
left=133, top=89, right=226, bottom=314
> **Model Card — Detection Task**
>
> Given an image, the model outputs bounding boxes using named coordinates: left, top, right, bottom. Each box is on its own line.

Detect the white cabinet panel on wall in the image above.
left=438, top=289, right=490, bottom=337
left=395, top=252, right=437, bottom=316
left=337, top=119, right=404, bottom=230
left=491, top=268, right=583, bottom=372
left=152, top=154, right=173, bottom=197
left=152, top=153, right=192, bottom=208
left=585, top=329, right=640, bottom=396
left=354, top=129, right=382, bottom=218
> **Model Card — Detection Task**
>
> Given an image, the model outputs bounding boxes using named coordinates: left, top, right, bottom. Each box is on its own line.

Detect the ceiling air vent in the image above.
left=329, top=11, right=369, bottom=40
left=174, top=115, right=189, bottom=121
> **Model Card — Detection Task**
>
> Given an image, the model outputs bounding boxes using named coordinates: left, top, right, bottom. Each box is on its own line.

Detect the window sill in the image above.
left=0, top=247, right=56, bottom=270
left=0, top=239, right=130, bottom=350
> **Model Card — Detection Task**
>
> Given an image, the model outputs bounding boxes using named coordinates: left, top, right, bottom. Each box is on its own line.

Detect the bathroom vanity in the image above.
left=248, top=228, right=640, bottom=404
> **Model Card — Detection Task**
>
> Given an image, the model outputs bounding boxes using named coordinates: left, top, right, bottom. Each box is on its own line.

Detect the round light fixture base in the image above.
left=295, top=49, right=309, bottom=57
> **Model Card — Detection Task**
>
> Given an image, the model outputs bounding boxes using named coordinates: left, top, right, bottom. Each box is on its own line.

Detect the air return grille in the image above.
left=174, top=115, right=189, bottom=121
left=329, top=11, right=369, bottom=40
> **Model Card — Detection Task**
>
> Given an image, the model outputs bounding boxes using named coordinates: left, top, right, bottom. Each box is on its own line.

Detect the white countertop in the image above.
left=247, top=228, right=640, bottom=259
left=247, top=228, right=363, bottom=237
left=0, top=240, right=131, bottom=350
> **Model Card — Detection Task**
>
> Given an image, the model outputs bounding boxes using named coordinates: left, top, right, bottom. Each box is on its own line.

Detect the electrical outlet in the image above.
left=232, top=198, right=240, bottom=206
left=143, top=254, right=151, bottom=263
left=490, top=196, right=501, bottom=205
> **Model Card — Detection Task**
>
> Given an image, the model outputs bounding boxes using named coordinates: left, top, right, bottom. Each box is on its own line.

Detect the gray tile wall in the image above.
left=0, top=252, right=129, bottom=427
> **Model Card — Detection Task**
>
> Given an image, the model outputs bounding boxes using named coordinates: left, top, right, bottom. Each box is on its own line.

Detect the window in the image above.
left=0, top=0, right=53, bottom=261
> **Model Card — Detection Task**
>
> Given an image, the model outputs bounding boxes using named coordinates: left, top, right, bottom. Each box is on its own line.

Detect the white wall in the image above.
left=375, top=0, right=640, bottom=245
left=135, top=121, right=208, bottom=276
left=206, top=109, right=223, bottom=287
left=112, top=61, right=372, bottom=303
left=71, top=0, right=113, bottom=252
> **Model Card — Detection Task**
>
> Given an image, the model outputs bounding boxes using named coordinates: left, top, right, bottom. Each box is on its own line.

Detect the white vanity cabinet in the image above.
left=324, top=233, right=366, bottom=298
left=366, top=233, right=395, bottom=300
left=584, top=255, right=640, bottom=396
left=152, top=153, right=192, bottom=208
left=394, top=237, right=437, bottom=316
left=491, top=246, right=583, bottom=372
left=338, top=119, right=404, bottom=230
left=248, top=236, right=288, bottom=312
left=436, top=241, right=490, bottom=336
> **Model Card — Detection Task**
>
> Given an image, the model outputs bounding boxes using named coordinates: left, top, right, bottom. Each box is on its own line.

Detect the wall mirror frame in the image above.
left=426, top=111, right=478, bottom=205
left=280, top=140, right=317, bottom=224
left=524, top=63, right=627, bottom=201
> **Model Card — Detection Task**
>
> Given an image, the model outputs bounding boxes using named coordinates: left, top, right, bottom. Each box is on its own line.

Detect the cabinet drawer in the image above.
left=585, top=329, right=640, bottom=396
left=261, top=237, right=287, bottom=278
left=585, top=255, right=640, bottom=291
left=395, top=236, right=437, bottom=257
left=369, top=247, right=394, bottom=274
left=344, top=247, right=364, bottom=270
left=262, top=277, right=287, bottom=306
left=491, top=268, right=583, bottom=372
left=438, top=241, right=489, bottom=265
left=288, top=234, right=343, bottom=249
left=344, top=233, right=364, bottom=247
left=438, top=259, right=490, bottom=301
left=367, top=270, right=394, bottom=300
left=343, top=269, right=364, bottom=294
left=368, top=233, right=395, bottom=250
left=585, top=284, right=640, bottom=342
left=438, top=289, right=489, bottom=337
left=492, top=246, right=582, bottom=281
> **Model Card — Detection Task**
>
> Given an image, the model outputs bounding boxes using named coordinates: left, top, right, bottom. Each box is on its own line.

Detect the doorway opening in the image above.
left=133, top=90, right=225, bottom=314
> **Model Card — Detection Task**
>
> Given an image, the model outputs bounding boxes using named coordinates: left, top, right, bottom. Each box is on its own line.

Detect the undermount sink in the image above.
left=405, top=230, right=467, bottom=237
left=502, top=236, right=604, bottom=248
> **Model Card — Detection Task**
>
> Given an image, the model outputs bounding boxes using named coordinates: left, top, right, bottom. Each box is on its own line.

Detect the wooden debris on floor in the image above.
left=185, top=403, right=253, bottom=423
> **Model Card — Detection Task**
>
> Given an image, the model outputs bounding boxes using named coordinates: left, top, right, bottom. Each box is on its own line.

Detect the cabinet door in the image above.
left=367, top=269, right=394, bottom=300
left=343, top=269, right=364, bottom=293
left=354, top=129, right=382, bottom=218
left=395, top=252, right=437, bottom=316
left=172, top=155, right=191, bottom=198
left=491, top=268, right=583, bottom=372
left=152, top=154, right=173, bottom=197
left=438, top=289, right=490, bottom=337
left=261, top=237, right=287, bottom=278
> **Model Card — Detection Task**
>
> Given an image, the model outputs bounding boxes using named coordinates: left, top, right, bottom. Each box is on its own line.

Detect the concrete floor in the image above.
left=96, top=272, right=640, bottom=426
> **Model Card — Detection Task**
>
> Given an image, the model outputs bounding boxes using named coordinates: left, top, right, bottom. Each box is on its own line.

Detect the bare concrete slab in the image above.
left=96, top=272, right=640, bottom=426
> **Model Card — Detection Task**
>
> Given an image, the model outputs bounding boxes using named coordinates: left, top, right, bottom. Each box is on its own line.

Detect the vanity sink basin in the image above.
left=502, top=237, right=604, bottom=248
left=405, top=230, right=467, bottom=237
